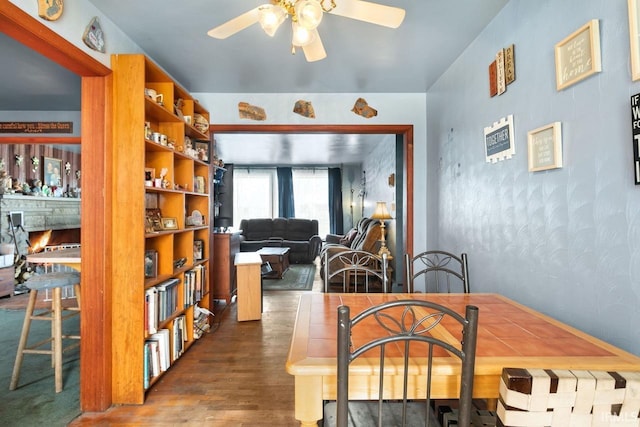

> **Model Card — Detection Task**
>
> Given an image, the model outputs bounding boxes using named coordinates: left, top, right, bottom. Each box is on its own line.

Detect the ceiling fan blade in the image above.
left=207, top=7, right=260, bottom=39
left=329, top=0, right=405, bottom=28
left=302, top=30, right=327, bottom=62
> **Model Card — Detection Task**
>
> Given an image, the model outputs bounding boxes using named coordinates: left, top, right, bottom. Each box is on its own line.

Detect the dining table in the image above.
left=26, top=246, right=81, bottom=271
left=285, top=293, right=640, bottom=427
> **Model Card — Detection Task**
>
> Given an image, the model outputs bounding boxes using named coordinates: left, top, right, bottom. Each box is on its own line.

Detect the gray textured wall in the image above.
left=427, top=0, right=640, bottom=355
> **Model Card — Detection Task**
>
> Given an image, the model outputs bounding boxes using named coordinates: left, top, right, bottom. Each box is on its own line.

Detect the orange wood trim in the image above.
left=80, top=75, right=113, bottom=411
left=0, top=137, right=81, bottom=144
left=210, top=123, right=415, bottom=275
left=0, top=1, right=113, bottom=412
left=0, top=0, right=110, bottom=77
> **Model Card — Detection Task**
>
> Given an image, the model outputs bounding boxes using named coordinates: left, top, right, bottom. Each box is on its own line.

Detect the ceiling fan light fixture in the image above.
left=291, top=21, right=315, bottom=46
left=295, top=0, right=323, bottom=30
left=258, top=4, right=288, bottom=37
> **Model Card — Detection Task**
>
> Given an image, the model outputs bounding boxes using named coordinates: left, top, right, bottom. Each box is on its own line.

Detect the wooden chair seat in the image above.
left=9, top=271, right=81, bottom=393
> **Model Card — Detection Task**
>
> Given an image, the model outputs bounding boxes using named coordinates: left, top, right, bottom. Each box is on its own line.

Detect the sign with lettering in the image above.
left=484, top=115, right=515, bottom=163
left=630, top=93, right=640, bottom=184
left=0, top=122, right=73, bottom=134
left=527, top=122, right=563, bottom=172
left=555, top=20, right=602, bottom=91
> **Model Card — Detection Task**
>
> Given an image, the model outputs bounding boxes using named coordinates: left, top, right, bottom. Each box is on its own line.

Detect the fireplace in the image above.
left=28, top=228, right=81, bottom=253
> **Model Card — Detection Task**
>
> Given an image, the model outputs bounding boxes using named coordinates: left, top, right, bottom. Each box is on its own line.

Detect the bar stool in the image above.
left=9, top=271, right=81, bottom=393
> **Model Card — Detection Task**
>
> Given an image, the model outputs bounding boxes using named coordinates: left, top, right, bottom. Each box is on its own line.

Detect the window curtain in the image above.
left=277, top=167, right=295, bottom=218
left=328, top=167, right=344, bottom=234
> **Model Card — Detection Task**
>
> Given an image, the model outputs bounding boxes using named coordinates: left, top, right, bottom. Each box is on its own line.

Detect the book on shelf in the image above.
left=149, top=328, right=170, bottom=372
left=156, top=278, right=180, bottom=323
left=184, top=265, right=206, bottom=308
left=145, top=287, right=158, bottom=335
left=172, top=315, right=187, bottom=361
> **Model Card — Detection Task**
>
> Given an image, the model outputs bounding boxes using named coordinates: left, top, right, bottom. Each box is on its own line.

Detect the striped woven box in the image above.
left=497, top=367, right=640, bottom=427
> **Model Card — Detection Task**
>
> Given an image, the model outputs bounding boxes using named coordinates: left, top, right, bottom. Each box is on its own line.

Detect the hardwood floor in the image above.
left=67, top=278, right=324, bottom=426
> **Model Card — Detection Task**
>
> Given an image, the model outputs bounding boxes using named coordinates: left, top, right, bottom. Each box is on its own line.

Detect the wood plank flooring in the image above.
left=67, top=278, right=324, bottom=426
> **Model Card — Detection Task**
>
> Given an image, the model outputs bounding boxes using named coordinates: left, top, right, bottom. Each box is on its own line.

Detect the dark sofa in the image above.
left=238, top=218, right=322, bottom=264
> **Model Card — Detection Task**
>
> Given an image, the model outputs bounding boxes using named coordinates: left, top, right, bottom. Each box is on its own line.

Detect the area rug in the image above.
left=262, top=264, right=315, bottom=291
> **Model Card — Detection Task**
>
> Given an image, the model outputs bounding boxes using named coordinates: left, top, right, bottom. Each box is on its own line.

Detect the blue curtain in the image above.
left=328, top=167, right=344, bottom=234
left=277, top=167, right=295, bottom=218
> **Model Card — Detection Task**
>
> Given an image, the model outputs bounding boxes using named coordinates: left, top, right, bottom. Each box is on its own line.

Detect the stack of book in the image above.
left=143, top=328, right=170, bottom=389
left=183, top=265, right=206, bottom=308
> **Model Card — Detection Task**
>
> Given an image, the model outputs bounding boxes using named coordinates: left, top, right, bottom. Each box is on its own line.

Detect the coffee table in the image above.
left=257, top=247, right=290, bottom=279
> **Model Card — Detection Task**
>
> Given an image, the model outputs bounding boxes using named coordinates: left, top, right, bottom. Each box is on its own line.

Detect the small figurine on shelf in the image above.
left=159, top=167, right=170, bottom=189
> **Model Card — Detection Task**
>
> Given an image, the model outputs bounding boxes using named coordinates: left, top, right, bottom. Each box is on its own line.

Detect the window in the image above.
left=233, top=167, right=330, bottom=237
left=293, top=169, right=329, bottom=237
left=233, top=169, right=277, bottom=227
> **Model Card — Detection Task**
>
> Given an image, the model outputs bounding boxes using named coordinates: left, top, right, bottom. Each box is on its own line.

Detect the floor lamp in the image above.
left=371, top=201, right=392, bottom=258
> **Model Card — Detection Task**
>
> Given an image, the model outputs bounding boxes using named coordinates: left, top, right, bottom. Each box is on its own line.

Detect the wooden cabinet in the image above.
left=111, top=54, right=212, bottom=404
left=212, top=232, right=241, bottom=304
left=234, top=252, right=262, bottom=322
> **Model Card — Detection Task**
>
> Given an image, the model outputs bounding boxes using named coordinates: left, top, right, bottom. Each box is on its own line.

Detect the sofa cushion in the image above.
left=339, top=228, right=358, bottom=246
left=242, top=218, right=275, bottom=240
left=353, top=220, right=381, bottom=253
left=285, top=219, right=319, bottom=241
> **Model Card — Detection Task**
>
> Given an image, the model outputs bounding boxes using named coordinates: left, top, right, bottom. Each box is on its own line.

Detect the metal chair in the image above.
left=324, top=299, right=479, bottom=427
left=405, top=251, right=470, bottom=293
left=323, top=249, right=389, bottom=293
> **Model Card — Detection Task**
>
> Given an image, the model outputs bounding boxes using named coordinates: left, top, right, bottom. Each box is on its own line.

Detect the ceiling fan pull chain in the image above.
left=320, top=0, right=337, bottom=13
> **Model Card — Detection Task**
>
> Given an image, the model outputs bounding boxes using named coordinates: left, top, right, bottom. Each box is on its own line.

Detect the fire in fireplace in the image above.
left=28, top=229, right=81, bottom=253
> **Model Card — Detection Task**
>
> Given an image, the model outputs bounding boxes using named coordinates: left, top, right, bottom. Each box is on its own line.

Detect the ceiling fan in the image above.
left=207, top=0, right=405, bottom=62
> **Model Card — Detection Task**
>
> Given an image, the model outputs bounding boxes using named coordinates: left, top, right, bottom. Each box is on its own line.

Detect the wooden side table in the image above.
left=234, top=252, right=262, bottom=322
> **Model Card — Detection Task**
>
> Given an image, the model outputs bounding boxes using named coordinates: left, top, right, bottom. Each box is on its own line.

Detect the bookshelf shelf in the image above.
left=112, top=54, right=213, bottom=404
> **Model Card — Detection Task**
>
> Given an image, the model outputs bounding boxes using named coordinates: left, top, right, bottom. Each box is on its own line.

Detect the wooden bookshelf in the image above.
left=111, top=54, right=212, bottom=404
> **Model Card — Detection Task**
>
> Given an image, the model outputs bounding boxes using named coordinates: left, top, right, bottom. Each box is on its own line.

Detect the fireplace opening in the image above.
left=28, top=228, right=81, bottom=253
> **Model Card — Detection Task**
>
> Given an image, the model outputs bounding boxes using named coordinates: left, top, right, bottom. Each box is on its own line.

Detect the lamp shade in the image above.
left=295, top=0, right=323, bottom=30
left=291, top=21, right=315, bottom=46
left=258, top=4, right=287, bottom=37
left=371, top=201, right=392, bottom=220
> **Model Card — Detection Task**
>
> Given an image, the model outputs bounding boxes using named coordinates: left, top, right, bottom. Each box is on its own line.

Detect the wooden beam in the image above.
left=0, top=0, right=110, bottom=77
left=0, top=0, right=113, bottom=411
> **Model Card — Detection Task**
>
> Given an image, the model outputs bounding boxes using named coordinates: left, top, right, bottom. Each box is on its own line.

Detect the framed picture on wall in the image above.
left=42, top=156, right=62, bottom=187
left=527, top=122, right=563, bottom=172
left=629, top=0, right=640, bottom=81
left=554, top=19, right=602, bottom=91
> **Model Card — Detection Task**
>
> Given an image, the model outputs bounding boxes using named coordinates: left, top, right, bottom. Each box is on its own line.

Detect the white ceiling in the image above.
left=0, top=0, right=509, bottom=164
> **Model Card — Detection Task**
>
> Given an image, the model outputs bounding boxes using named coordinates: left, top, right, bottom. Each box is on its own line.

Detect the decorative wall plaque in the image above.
left=83, top=17, right=106, bottom=53
left=496, top=49, right=506, bottom=95
left=504, top=44, right=516, bottom=84
left=488, top=61, right=498, bottom=97
left=351, top=98, right=377, bottom=119
left=484, top=115, right=515, bottom=163
left=631, top=93, right=640, bottom=184
left=238, top=102, right=266, bottom=121
left=37, top=0, right=63, bottom=21
left=293, top=100, right=315, bottom=118
left=0, top=122, right=73, bottom=134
